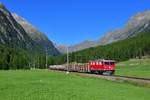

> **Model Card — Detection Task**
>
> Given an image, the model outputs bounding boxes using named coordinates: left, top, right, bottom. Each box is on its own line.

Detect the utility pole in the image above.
left=37, top=56, right=39, bottom=69
left=45, top=47, right=48, bottom=68
left=66, top=46, right=69, bottom=73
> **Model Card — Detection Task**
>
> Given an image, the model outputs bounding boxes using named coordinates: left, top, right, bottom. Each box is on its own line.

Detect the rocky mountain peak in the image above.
left=12, top=13, right=60, bottom=55
left=126, top=10, right=150, bottom=29
left=100, top=10, right=150, bottom=45
left=0, top=3, right=5, bottom=8
left=0, top=3, right=34, bottom=48
left=0, top=3, right=11, bottom=16
left=0, top=3, right=60, bottom=56
left=0, top=3, right=7, bottom=10
left=12, top=13, right=39, bottom=33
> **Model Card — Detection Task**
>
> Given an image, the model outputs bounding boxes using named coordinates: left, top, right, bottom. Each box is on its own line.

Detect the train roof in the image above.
left=89, top=59, right=115, bottom=62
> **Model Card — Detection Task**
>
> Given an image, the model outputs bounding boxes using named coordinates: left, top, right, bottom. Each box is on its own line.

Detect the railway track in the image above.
left=75, top=72, right=150, bottom=87
left=49, top=69, right=150, bottom=87
left=113, top=75, right=150, bottom=81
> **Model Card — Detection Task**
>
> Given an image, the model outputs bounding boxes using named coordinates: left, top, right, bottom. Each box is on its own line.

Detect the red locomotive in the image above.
left=89, top=59, right=115, bottom=75
left=49, top=59, right=116, bottom=75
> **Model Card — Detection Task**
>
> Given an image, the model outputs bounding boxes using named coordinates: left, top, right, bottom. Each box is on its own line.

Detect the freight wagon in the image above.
left=49, top=59, right=115, bottom=75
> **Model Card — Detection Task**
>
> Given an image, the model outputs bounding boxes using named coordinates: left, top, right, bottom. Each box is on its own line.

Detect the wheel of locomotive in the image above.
left=90, top=70, right=95, bottom=74
left=102, top=71, right=113, bottom=75
left=106, top=71, right=114, bottom=75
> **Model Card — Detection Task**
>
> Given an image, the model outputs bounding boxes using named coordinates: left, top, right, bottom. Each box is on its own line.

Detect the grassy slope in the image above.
left=0, top=70, right=149, bottom=100
left=116, top=58, right=150, bottom=78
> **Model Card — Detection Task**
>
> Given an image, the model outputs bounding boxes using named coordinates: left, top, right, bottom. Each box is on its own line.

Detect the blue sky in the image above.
left=0, top=0, right=150, bottom=45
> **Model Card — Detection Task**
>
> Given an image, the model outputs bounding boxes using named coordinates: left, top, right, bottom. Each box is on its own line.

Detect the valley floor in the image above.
left=0, top=70, right=149, bottom=100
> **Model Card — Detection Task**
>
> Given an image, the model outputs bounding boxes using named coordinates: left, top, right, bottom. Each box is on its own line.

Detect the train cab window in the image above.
left=99, top=62, right=102, bottom=65
left=92, top=62, right=95, bottom=65
left=96, top=62, right=99, bottom=65
left=104, top=62, right=110, bottom=65
left=104, top=62, right=114, bottom=65
left=93, top=62, right=95, bottom=65
left=110, top=62, right=114, bottom=65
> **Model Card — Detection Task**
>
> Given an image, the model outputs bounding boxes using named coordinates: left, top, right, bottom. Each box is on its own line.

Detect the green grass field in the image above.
left=0, top=70, right=150, bottom=100
left=116, top=58, right=150, bottom=78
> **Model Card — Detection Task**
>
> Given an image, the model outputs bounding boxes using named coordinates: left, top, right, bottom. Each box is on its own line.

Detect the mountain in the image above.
left=0, top=3, right=60, bottom=69
left=100, top=10, right=150, bottom=44
left=68, top=40, right=98, bottom=52
left=0, top=3, right=34, bottom=49
left=56, top=45, right=67, bottom=53
left=58, top=10, right=150, bottom=53
left=12, top=13, right=60, bottom=56
left=0, top=3, right=59, bottom=56
left=57, top=40, right=99, bottom=53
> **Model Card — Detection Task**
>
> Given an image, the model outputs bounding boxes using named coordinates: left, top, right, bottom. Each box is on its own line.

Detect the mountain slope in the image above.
left=100, top=10, right=150, bottom=44
left=56, top=45, right=67, bottom=53
left=57, top=40, right=98, bottom=53
left=68, top=40, right=98, bottom=52
left=58, top=10, right=150, bottom=53
left=12, top=13, right=60, bottom=56
left=0, top=3, right=34, bottom=49
left=0, top=3, right=60, bottom=69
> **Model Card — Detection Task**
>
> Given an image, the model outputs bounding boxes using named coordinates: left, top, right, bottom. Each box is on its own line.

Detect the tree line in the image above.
left=0, top=44, right=53, bottom=70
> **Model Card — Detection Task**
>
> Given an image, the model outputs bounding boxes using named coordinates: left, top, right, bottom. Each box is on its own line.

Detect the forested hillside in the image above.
left=0, top=44, right=56, bottom=69
left=0, top=3, right=59, bottom=70
left=51, top=32, right=150, bottom=65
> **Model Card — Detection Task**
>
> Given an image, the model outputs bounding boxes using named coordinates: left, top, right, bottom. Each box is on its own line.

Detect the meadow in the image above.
left=116, top=58, right=150, bottom=78
left=0, top=70, right=150, bottom=100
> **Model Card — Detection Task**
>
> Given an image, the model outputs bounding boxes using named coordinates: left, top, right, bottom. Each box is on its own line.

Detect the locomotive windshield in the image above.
left=104, top=62, right=114, bottom=65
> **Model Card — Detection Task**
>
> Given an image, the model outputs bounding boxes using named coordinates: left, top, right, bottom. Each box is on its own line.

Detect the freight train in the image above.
left=49, top=59, right=116, bottom=75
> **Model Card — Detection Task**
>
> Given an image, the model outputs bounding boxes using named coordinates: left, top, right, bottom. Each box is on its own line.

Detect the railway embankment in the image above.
left=75, top=73, right=150, bottom=88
